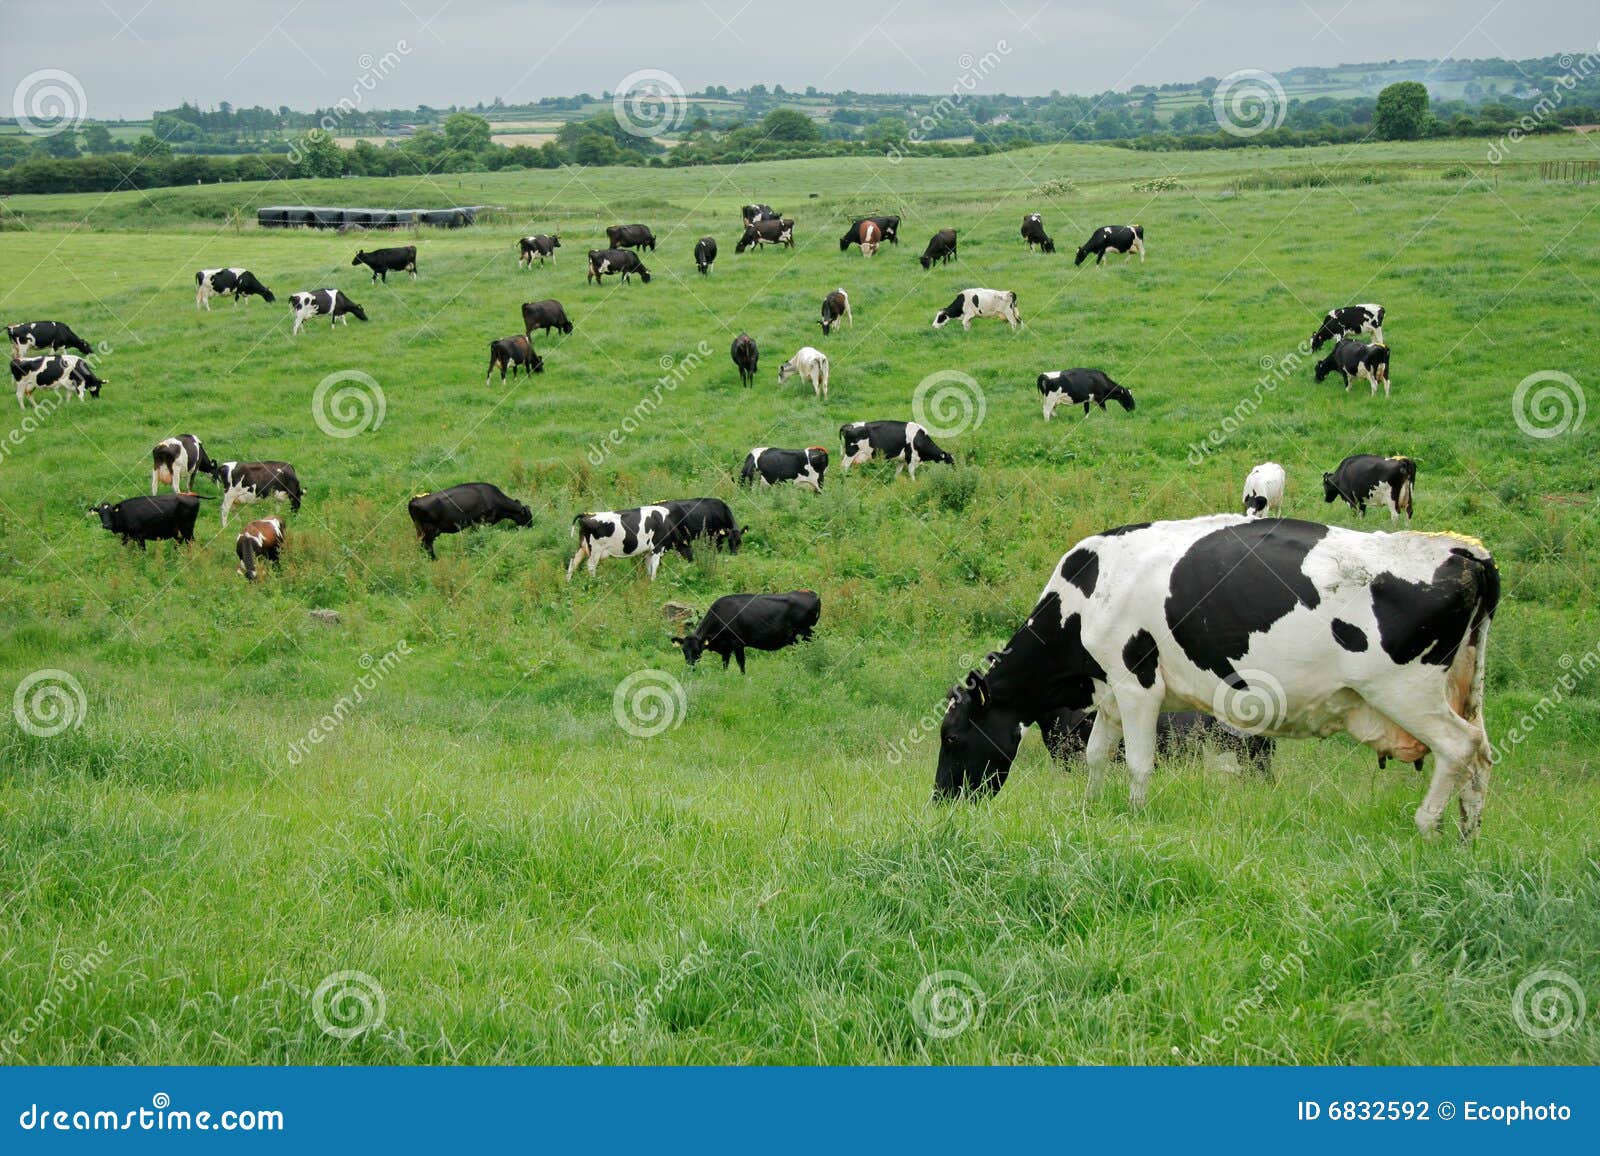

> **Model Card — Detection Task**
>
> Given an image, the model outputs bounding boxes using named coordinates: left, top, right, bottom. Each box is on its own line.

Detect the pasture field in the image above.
left=1, top=137, right=1597, bottom=1065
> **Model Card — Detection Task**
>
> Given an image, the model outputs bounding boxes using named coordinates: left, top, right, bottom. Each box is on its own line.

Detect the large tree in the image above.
left=1374, top=81, right=1431, bottom=140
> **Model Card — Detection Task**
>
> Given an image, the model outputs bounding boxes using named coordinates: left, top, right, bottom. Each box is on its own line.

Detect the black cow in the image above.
left=671, top=591, right=821, bottom=672
left=742, top=204, right=779, bottom=226
left=207, top=460, right=303, bottom=526
left=587, top=249, right=651, bottom=284
left=1040, top=706, right=1275, bottom=777
left=486, top=335, right=544, bottom=384
left=89, top=493, right=203, bottom=549
left=408, top=482, right=532, bottom=559
left=352, top=245, right=418, bottom=282
left=740, top=446, right=828, bottom=493
left=235, top=516, right=285, bottom=582
left=289, top=290, right=367, bottom=335
left=1075, top=225, right=1145, bottom=266
left=1323, top=454, right=1416, bottom=521
left=7, top=320, right=91, bottom=358
left=839, top=215, right=899, bottom=252
left=737, top=218, right=795, bottom=253
left=731, top=332, right=759, bottom=387
left=12, top=355, right=103, bottom=408
left=195, top=268, right=275, bottom=310
left=660, top=497, right=744, bottom=559
left=919, top=228, right=958, bottom=269
left=1314, top=339, right=1391, bottom=396
left=1020, top=213, right=1055, bottom=253
left=521, top=298, right=573, bottom=337
left=1311, top=303, right=1384, bottom=350
left=838, top=420, right=953, bottom=479
left=605, top=224, right=656, bottom=251
left=694, top=235, right=718, bottom=275
left=151, top=434, right=213, bottom=494
left=819, top=288, right=852, bottom=335
left=1037, top=369, right=1135, bottom=419
left=518, top=234, right=561, bottom=268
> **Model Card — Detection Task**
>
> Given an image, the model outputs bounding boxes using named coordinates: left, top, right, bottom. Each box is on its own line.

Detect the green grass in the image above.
left=1, top=136, right=1597, bottom=1065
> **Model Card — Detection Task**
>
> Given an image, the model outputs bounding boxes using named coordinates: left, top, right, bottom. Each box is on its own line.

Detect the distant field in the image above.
left=0, top=136, right=1596, bottom=1064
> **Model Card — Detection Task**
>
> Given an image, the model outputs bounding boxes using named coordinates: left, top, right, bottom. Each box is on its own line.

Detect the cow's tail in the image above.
left=1133, top=225, right=1145, bottom=239
left=194, top=271, right=203, bottom=287
left=570, top=513, right=589, bottom=541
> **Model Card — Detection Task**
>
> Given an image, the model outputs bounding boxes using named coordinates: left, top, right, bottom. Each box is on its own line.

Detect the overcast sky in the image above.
left=2, top=0, right=1594, bottom=120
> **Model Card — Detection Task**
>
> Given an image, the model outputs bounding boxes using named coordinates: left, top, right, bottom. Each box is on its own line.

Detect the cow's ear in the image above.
left=670, top=637, right=683, bottom=646
left=964, top=670, right=990, bottom=708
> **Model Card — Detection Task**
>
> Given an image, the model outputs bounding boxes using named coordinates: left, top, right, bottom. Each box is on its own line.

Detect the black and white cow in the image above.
left=206, top=460, right=303, bottom=526
left=88, top=493, right=203, bottom=549
left=518, top=234, right=561, bottom=267
left=839, top=215, right=899, bottom=251
left=606, top=224, right=657, bottom=251
left=408, top=482, right=532, bottom=559
left=1242, top=462, right=1286, bottom=518
left=352, top=245, right=418, bottom=282
left=740, top=446, right=828, bottom=493
left=7, top=320, right=91, bottom=358
left=1037, top=368, right=1135, bottom=419
left=1311, top=303, right=1384, bottom=350
left=1314, top=339, right=1391, bottom=396
left=486, top=335, right=544, bottom=384
left=235, top=516, right=285, bottom=581
left=932, top=288, right=1020, bottom=331
left=736, top=218, right=795, bottom=253
left=568, top=505, right=674, bottom=581
left=1323, top=454, right=1415, bottom=521
left=151, top=434, right=213, bottom=494
left=920, top=228, right=958, bottom=269
left=587, top=249, right=651, bottom=284
left=1074, top=224, right=1145, bottom=266
left=1020, top=213, right=1055, bottom=253
left=839, top=420, right=953, bottom=478
left=1040, top=706, right=1276, bottom=778
left=671, top=591, right=821, bottom=673
left=12, top=355, right=103, bottom=408
left=659, top=497, right=745, bottom=559
left=742, top=204, right=779, bottom=226
left=819, top=288, right=852, bottom=335
left=195, top=268, right=275, bottom=310
left=694, top=235, right=718, bottom=275
left=731, top=332, right=759, bottom=387
left=777, top=346, right=829, bottom=399
left=289, top=290, right=367, bottom=335
left=934, top=515, right=1499, bottom=840
left=521, top=298, right=573, bottom=336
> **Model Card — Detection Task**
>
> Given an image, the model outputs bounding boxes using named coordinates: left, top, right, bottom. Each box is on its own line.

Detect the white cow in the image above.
left=932, top=288, right=1020, bottom=331
left=1242, top=462, right=1286, bottom=517
left=777, top=347, right=830, bottom=399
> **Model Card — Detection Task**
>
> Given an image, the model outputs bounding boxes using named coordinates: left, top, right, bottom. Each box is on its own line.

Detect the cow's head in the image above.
left=719, top=525, right=745, bottom=554
left=1073, top=245, right=1091, bottom=265
left=1312, top=355, right=1335, bottom=383
left=919, top=254, right=933, bottom=270
left=550, top=235, right=561, bottom=247
left=637, top=269, right=651, bottom=284
left=934, top=670, right=1024, bottom=800
left=777, top=361, right=797, bottom=384
left=671, top=632, right=707, bottom=666
left=347, top=302, right=369, bottom=322
left=88, top=502, right=118, bottom=531
left=931, top=309, right=953, bottom=330
left=1107, top=384, right=1135, bottom=411
left=509, top=500, right=533, bottom=527
left=838, top=230, right=854, bottom=252
left=237, top=538, right=260, bottom=581
left=351, top=252, right=366, bottom=265
left=1322, top=473, right=1340, bottom=503
left=531, top=352, right=546, bottom=373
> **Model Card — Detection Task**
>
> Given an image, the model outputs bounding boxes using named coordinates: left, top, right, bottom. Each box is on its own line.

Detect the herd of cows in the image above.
left=9, top=199, right=1497, bottom=840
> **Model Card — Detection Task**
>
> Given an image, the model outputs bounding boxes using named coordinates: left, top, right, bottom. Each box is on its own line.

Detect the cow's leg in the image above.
left=565, top=543, right=585, bottom=580
left=1115, top=687, right=1164, bottom=808
left=219, top=492, right=234, bottom=526
left=1381, top=704, right=1487, bottom=838
left=646, top=551, right=661, bottom=581
left=1084, top=710, right=1122, bottom=799
left=734, top=647, right=746, bottom=674
left=1372, top=325, right=1384, bottom=345
left=151, top=469, right=160, bottom=496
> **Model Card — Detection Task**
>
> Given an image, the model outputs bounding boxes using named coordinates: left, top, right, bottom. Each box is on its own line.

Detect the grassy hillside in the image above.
left=0, top=137, right=1596, bottom=1064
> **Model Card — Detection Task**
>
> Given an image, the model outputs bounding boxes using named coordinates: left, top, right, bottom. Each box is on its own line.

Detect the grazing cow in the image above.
left=89, top=493, right=203, bottom=549
left=1242, top=462, right=1286, bottom=518
left=1311, top=303, right=1384, bottom=350
left=1020, top=213, right=1055, bottom=253
left=920, top=228, right=958, bottom=269
left=605, top=224, right=657, bottom=251
left=660, top=497, right=745, bottom=559
left=838, top=420, right=953, bottom=478
left=235, top=516, right=285, bottom=581
left=195, top=268, right=275, bottom=310
left=1037, top=368, right=1135, bottom=419
left=407, top=482, right=532, bottom=559
left=1323, top=454, right=1416, bottom=521
left=486, top=335, right=544, bottom=384
left=858, top=220, right=883, bottom=257
left=7, top=320, right=91, bottom=358
left=933, top=514, right=1499, bottom=841
left=731, top=332, right=759, bottom=387
left=694, top=235, right=718, bottom=275
left=568, top=505, right=674, bottom=581
left=1075, top=225, right=1145, bottom=266
left=740, top=446, right=828, bottom=493
left=742, top=204, right=779, bottom=226
left=207, top=460, right=303, bottom=526
left=289, top=290, right=367, bottom=335
left=587, top=249, right=651, bottom=284
left=1040, top=706, right=1276, bottom=777
left=839, top=215, right=899, bottom=252
left=518, top=234, right=561, bottom=267
left=671, top=591, right=821, bottom=673
left=521, top=298, right=573, bottom=337
left=819, top=288, right=852, bottom=335
left=11, top=355, right=103, bottom=408
left=933, top=288, right=1020, bottom=331
left=736, top=218, right=795, bottom=253
left=352, top=245, right=418, bottom=282
left=151, top=434, right=213, bottom=495
left=1315, top=339, right=1391, bottom=396
left=778, top=346, right=830, bottom=399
